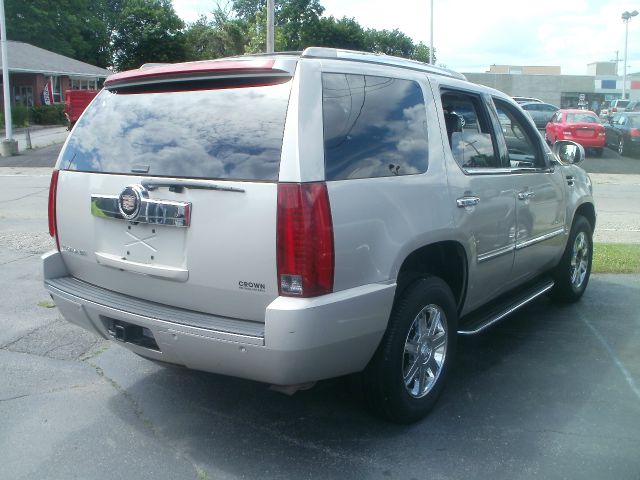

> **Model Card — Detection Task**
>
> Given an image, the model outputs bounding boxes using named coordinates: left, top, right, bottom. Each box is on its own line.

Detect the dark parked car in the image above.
left=625, top=100, right=640, bottom=112
left=512, top=96, right=542, bottom=104
left=605, top=112, right=640, bottom=156
left=520, top=102, right=559, bottom=128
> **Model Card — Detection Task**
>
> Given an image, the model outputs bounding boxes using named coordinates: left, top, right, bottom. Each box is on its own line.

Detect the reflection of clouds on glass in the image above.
left=322, top=74, right=428, bottom=180
left=62, top=82, right=291, bottom=181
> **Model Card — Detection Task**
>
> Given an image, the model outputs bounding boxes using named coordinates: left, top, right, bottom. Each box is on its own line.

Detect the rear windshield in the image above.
left=566, top=113, right=600, bottom=123
left=59, top=80, right=292, bottom=181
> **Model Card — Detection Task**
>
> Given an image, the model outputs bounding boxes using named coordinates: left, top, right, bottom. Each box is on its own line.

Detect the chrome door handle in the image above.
left=456, top=196, right=480, bottom=208
left=517, top=191, right=536, bottom=200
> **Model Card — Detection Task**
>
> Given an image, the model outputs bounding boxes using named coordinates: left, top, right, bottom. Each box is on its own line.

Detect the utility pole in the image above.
left=267, top=0, right=274, bottom=54
left=0, top=0, right=17, bottom=156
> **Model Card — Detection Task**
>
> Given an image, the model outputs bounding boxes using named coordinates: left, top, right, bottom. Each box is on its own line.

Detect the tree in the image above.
left=184, top=8, right=247, bottom=60
left=6, top=0, right=112, bottom=68
left=364, top=28, right=414, bottom=58
left=412, top=42, right=434, bottom=64
left=112, top=0, right=187, bottom=71
left=313, top=16, right=366, bottom=51
left=233, top=0, right=325, bottom=52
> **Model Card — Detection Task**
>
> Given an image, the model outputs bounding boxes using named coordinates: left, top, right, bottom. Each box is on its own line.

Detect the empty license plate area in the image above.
left=576, top=129, right=594, bottom=138
left=96, top=221, right=187, bottom=271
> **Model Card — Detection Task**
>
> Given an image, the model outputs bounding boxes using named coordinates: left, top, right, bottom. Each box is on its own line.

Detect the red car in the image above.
left=545, top=109, right=605, bottom=156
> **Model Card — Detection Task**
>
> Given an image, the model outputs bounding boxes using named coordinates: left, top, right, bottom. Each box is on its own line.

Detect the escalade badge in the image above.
left=118, top=185, right=145, bottom=220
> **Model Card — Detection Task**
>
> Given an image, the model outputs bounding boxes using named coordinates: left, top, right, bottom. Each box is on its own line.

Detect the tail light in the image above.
left=48, top=169, right=60, bottom=250
left=630, top=128, right=640, bottom=136
left=277, top=182, right=334, bottom=297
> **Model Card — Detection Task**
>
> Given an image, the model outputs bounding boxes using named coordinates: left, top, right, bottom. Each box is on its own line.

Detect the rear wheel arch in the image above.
left=393, top=241, right=468, bottom=313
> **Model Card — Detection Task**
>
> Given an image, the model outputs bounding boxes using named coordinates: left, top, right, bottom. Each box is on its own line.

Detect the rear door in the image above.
left=439, top=88, right=517, bottom=312
left=54, top=65, right=296, bottom=322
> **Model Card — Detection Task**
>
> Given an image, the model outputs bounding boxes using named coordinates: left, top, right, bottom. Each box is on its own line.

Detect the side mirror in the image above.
left=553, top=140, right=585, bottom=165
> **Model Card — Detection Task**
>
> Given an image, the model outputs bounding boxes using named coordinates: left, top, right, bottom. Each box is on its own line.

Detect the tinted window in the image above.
left=322, top=73, right=428, bottom=180
left=494, top=99, right=545, bottom=168
left=60, top=80, right=292, bottom=181
left=441, top=91, right=501, bottom=169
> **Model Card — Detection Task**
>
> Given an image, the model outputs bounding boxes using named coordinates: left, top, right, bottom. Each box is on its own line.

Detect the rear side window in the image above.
left=322, top=73, right=428, bottom=180
left=59, top=80, right=292, bottom=181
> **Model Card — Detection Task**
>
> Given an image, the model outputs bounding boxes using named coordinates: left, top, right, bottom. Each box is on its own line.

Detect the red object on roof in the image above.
left=104, top=59, right=277, bottom=87
left=64, top=89, right=99, bottom=123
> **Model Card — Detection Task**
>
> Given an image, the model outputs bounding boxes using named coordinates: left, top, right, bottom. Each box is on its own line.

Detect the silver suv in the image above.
left=43, top=48, right=595, bottom=423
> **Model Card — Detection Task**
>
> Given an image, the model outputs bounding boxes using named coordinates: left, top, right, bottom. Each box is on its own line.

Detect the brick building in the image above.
left=0, top=41, right=110, bottom=108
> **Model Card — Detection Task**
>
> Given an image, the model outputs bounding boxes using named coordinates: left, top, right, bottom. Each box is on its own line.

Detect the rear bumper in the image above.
left=561, top=137, right=605, bottom=148
left=43, top=251, right=394, bottom=385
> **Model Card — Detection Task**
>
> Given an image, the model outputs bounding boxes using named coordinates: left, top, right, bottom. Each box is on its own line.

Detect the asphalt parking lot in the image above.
left=1, top=145, right=639, bottom=479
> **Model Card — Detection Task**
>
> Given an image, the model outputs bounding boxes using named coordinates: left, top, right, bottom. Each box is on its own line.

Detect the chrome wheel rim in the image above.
left=618, top=138, right=624, bottom=155
left=402, top=304, right=447, bottom=398
left=570, top=231, right=589, bottom=289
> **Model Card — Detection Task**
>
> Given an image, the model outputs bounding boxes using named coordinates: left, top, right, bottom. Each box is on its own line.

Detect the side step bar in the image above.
left=457, top=278, right=555, bottom=335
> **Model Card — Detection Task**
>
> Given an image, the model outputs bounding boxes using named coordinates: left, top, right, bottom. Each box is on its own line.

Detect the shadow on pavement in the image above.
left=99, top=275, right=640, bottom=479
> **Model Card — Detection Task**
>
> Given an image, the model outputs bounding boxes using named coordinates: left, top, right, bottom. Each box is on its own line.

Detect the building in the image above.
left=488, top=64, right=561, bottom=75
left=0, top=41, right=110, bottom=108
left=464, top=61, right=640, bottom=109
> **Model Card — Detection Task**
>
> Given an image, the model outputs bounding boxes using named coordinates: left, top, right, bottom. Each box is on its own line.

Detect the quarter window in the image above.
left=322, top=73, right=429, bottom=180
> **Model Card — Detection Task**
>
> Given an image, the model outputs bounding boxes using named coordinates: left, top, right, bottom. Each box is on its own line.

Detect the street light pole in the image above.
left=0, top=0, right=17, bottom=156
left=622, top=10, right=638, bottom=100
left=267, top=0, right=274, bottom=54
left=429, top=0, right=434, bottom=64
left=0, top=0, right=12, bottom=141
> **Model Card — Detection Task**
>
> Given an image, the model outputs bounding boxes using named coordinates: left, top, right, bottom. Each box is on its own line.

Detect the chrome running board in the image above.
left=457, top=278, right=555, bottom=335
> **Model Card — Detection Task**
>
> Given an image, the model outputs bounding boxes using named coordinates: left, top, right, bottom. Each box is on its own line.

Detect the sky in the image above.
left=171, top=0, right=640, bottom=75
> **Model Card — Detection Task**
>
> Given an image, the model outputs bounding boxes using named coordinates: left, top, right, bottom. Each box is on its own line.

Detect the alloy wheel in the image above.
left=570, top=231, right=590, bottom=289
left=402, top=304, right=447, bottom=398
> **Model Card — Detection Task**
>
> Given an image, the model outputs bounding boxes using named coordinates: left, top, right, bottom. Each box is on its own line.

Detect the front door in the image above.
left=492, top=98, right=566, bottom=284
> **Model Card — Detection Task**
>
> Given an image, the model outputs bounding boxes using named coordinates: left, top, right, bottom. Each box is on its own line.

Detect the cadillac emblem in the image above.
left=118, top=185, right=145, bottom=220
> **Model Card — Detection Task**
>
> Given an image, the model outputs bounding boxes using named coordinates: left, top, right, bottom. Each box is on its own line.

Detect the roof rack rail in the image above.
left=301, top=47, right=466, bottom=81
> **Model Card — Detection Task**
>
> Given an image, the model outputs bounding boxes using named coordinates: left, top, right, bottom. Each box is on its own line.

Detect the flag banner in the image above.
left=42, top=79, right=54, bottom=105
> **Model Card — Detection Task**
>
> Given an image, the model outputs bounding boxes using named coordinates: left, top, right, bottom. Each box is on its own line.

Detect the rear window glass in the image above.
left=322, top=73, right=428, bottom=180
left=566, top=113, right=600, bottom=123
left=59, top=80, right=292, bottom=181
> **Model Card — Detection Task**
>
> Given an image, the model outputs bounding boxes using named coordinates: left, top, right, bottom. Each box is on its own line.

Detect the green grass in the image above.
left=592, top=243, right=640, bottom=273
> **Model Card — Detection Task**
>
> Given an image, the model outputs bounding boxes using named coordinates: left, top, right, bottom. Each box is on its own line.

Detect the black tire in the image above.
left=618, top=136, right=627, bottom=156
left=544, top=133, right=552, bottom=146
left=361, top=277, right=457, bottom=424
left=593, top=148, right=603, bottom=157
left=551, top=215, right=593, bottom=303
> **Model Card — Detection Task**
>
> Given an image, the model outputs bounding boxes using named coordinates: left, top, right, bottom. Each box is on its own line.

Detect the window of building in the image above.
left=322, top=73, right=429, bottom=180
left=15, top=86, right=34, bottom=107
left=70, top=78, right=99, bottom=90
left=51, top=76, right=63, bottom=103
